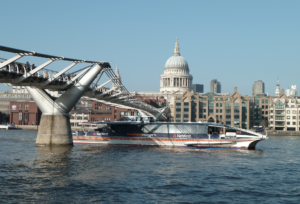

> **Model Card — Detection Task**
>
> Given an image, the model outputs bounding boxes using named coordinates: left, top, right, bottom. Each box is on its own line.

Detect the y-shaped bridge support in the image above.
left=26, top=64, right=103, bottom=146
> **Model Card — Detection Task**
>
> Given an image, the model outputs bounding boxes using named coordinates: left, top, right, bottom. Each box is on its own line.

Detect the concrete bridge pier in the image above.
left=26, top=64, right=103, bottom=146
left=36, top=114, right=73, bottom=145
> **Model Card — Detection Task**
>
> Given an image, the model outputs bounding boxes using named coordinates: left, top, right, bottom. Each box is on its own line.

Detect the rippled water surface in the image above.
left=1, top=131, right=300, bottom=203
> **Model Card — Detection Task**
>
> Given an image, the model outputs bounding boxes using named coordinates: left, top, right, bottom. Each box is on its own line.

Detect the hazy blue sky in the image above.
left=1, top=0, right=300, bottom=96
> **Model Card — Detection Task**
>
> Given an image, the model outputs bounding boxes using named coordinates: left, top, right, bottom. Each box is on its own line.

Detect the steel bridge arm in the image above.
left=0, top=52, right=35, bottom=69
left=15, top=58, right=63, bottom=83
left=42, top=61, right=83, bottom=86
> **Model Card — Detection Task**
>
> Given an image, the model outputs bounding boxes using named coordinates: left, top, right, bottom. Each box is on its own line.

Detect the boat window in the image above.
left=168, top=125, right=207, bottom=134
left=169, top=125, right=190, bottom=134
left=96, top=124, right=111, bottom=132
left=143, top=124, right=168, bottom=133
left=208, top=126, right=222, bottom=134
left=149, top=117, right=155, bottom=122
left=198, top=125, right=207, bottom=134
left=191, top=125, right=197, bottom=134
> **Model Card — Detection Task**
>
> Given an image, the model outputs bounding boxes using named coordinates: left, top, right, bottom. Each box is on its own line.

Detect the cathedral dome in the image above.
left=164, top=38, right=189, bottom=69
left=165, top=55, right=188, bottom=69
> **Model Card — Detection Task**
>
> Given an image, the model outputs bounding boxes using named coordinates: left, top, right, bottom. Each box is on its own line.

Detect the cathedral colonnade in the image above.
left=161, top=77, right=192, bottom=87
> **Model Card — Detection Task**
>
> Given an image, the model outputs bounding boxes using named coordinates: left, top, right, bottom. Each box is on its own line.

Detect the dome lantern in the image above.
left=164, top=38, right=189, bottom=69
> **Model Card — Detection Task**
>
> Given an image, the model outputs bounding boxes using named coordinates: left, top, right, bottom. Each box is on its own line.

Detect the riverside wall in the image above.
left=17, top=125, right=92, bottom=131
left=266, top=130, right=300, bottom=136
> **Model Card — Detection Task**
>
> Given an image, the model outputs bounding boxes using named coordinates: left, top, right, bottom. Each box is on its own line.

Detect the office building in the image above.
left=192, top=84, right=204, bottom=93
left=285, top=85, right=297, bottom=97
left=210, top=79, right=221, bottom=93
left=269, top=89, right=300, bottom=131
left=174, top=87, right=270, bottom=129
left=252, top=80, right=265, bottom=96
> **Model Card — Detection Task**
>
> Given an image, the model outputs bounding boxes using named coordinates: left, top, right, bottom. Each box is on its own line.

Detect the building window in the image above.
left=19, top=112, right=22, bottom=120
left=287, top=116, right=290, bottom=119
left=266, top=105, right=268, bottom=109
left=293, top=110, right=296, bottom=114
left=184, top=108, right=189, bottom=112
left=176, top=108, right=181, bottom=112
left=19, top=104, right=23, bottom=111
left=293, top=122, right=296, bottom=125
left=216, top=109, right=219, bottom=113
left=266, top=100, right=268, bottom=103
left=204, top=115, right=206, bottom=118
left=287, top=110, right=290, bottom=114
left=184, top=114, right=189, bottom=118
left=184, top=102, right=189, bottom=106
left=220, top=103, right=223, bottom=107
left=203, top=109, right=206, bottom=113
left=266, top=111, right=268, bottom=114
left=176, top=114, right=181, bottom=118
left=287, top=122, right=290, bottom=125
left=176, top=103, right=181, bottom=106
left=220, top=109, right=223, bottom=113
left=275, top=100, right=284, bottom=109
left=262, top=111, right=264, bottom=114
left=293, top=116, right=296, bottom=119
left=25, top=104, right=29, bottom=111
left=262, top=100, right=265, bottom=103
left=216, top=103, right=219, bottom=107
left=262, top=105, right=265, bottom=109
left=25, top=113, right=29, bottom=120
left=220, top=115, right=222, bottom=119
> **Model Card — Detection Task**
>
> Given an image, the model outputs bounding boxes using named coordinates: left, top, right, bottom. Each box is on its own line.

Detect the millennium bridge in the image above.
left=0, top=45, right=166, bottom=146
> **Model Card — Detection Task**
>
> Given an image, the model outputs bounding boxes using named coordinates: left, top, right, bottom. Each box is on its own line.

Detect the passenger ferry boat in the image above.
left=72, top=116, right=268, bottom=149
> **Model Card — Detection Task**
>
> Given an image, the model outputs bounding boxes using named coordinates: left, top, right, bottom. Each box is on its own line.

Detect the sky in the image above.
left=1, top=0, right=300, bottom=96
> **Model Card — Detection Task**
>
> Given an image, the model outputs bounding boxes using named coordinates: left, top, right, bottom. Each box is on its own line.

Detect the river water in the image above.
left=0, top=130, right=300, bottom=203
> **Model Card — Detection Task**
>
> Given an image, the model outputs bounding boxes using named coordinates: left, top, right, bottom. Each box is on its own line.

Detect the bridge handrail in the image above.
left=0, top=45, right=110, bottom=65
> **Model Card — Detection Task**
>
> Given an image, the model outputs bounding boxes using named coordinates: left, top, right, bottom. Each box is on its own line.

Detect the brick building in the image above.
left=70, top=99, right=141, bottom=126
left=10, top=101, right=41, bottom=125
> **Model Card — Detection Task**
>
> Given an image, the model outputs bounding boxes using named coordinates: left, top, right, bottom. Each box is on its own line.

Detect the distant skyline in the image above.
left=1, top=0, right=300, bottom=96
